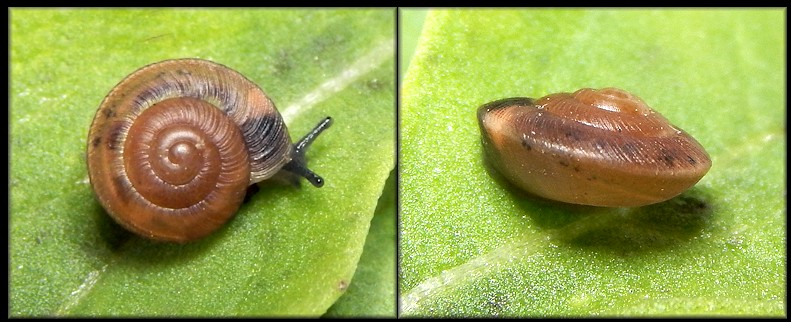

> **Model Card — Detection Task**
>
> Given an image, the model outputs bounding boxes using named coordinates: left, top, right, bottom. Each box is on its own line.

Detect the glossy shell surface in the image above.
left=477, top=88, right=711, bottom=207
left=87, top=59, right=292, bottom=242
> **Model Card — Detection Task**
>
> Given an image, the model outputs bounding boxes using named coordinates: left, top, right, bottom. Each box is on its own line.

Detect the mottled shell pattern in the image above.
left=87, top=59, right=293, bottom=242
left=477, top=87, right=711, bottom=207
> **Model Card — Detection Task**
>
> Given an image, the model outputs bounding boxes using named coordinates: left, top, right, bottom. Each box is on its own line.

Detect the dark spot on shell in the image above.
left=573, top=166, right=581, bottom=172
left=559, top=159, right=570, bottom=167
left=112, top=176, right=129, bottom=203
left=621, top=142, right=639, bottom=156
left=616, top=127, right=622, bottom=133
left=586, top=175, right=597, bottom=181
left=564, top=129, right=582, bottom=141
left=521, top=139, right=532, bottom=151
left=660, top=150, right=676, bottom=167
left=92, top=136, right=101, bottom=147
left=102, top=107, right=116, bottom=119
left=687, top=156, right=697, bottom=165
left=106, top=121, right=126, bottom=151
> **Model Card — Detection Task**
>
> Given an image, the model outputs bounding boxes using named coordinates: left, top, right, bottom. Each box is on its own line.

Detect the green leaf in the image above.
left=10, top=9, right=394, bottom=317
left=400, top=9, right=784, bottom=317
left=399, top=9, right=428, bottom=81
left=324, top=170, right=397, bottom=317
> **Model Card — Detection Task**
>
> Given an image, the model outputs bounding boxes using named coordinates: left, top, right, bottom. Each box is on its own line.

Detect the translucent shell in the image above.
left=87, top=59, right=300, bottom=242
left=477, top=88, right=711, bottom=207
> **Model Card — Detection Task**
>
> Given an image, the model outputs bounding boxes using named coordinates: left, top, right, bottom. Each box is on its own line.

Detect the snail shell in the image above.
left=477, top=87, right=711, bottom=207
left=87, top=58, right=332, bottom=242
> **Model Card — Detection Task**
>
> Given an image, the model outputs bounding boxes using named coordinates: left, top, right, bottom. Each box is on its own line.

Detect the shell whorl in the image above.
left=87, top=59, right=292, bottom=242
left=99, top=59, right=291, bottom=184
left=485, top=88, right=710, bottom=177
left=477, top=87, right=711, bottom=207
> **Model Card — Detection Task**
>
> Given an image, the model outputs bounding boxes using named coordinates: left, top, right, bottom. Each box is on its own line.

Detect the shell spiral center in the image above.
left=123, top=97, right=250, bottom=210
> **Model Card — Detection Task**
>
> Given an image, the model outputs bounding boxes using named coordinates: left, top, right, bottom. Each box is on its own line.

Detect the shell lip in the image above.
left=477, top=97, right=536, bottom=133
left=477, top=97, right=535, bottom=118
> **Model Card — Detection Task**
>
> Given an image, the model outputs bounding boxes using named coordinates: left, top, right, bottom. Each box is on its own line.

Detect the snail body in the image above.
left=477, top=88, right=710, bottom=207
left=87, top=59, right=331, bottom=242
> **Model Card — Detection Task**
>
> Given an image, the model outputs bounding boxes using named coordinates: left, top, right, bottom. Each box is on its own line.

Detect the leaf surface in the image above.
left=400, top=9, right=785, bottom=317
left=10, top=8, right=395, bottom=317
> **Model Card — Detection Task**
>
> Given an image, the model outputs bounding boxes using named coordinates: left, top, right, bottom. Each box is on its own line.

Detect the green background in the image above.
left=8, top=7, right=788, bottom=319
left=10, top=9, right=395, bottom=317
left=400, top=9, right=785, bottom=317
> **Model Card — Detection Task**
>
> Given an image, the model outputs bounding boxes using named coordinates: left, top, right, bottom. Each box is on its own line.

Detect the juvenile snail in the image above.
left=87, top=58, right=332, bottom=243
left=477, top=87, right=711, bottom=207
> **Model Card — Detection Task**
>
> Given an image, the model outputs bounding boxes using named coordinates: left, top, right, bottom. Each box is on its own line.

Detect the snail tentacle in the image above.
left=281, top=117, right=334, bottom=188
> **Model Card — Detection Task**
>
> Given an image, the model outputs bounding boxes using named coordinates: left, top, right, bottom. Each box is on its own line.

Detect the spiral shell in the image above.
left=87, top=59, right=330, bottom=242
left=477, top=87, right=711, bottom=207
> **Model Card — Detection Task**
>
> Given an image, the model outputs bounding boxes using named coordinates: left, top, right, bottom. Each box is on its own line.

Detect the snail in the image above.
left=477, top=87, right=711, bottom=207
left=86, top=58, right=332, bottom=243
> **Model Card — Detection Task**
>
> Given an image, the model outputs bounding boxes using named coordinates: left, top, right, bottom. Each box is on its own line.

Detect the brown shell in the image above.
left=87, top=59, right=293, bottom=242
left=477, top=87, right=711, bottom=207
